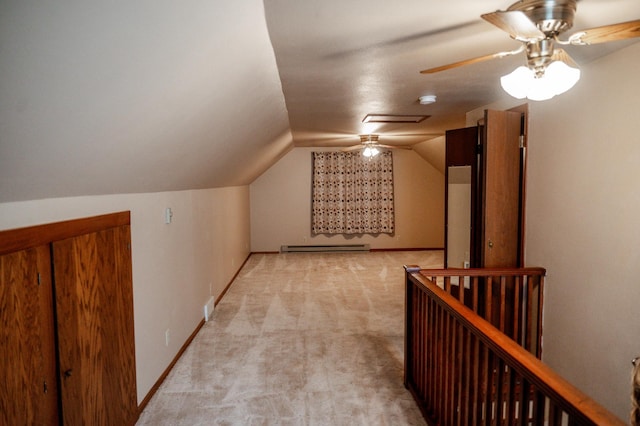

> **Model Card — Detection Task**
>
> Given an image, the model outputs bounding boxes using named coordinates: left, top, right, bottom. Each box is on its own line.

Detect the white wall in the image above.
left=447, top=167, right=472, bottom=268
left=0, top=186, right=251, bottom=404
left=525, top=42, right=640, bottom=419
left=250, top=147, right=445, bottom=251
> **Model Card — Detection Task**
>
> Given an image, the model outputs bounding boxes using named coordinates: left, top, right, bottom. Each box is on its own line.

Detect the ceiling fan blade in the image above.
left=551, top=48, right=578, bottom=68
left=569, top=20, right=640, bottom=45
left=420, top=53, right=498, bottom=74
left=481, top=11, right=545, bottom=42
left=342, top=145, right=364, bottom=152
left=420, top=46, right=524, bottom=74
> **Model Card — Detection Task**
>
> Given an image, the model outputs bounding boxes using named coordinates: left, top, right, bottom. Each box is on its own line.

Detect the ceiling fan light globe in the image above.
left=500, top=66, right=532, bottom=99
left=544, top=60, right=581, bottom=95
left=501, top=61, right=580, bottom=101
left=362, top=146, right=380, bottom=157
left=527, top=76, right=557, bottom=101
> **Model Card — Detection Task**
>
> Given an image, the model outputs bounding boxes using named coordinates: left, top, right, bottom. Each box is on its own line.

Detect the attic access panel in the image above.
left=362, top=114, right=430, bottom=123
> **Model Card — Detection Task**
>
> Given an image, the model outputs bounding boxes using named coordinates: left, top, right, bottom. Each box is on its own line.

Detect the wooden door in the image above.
left=0, top=245, right=59, bottom=425
left=53, top=225, right=137, bottom=426
left=481, top=109, right=523, bottom=268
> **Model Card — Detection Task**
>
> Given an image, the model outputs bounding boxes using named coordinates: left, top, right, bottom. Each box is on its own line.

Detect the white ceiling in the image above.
left=1, top=0, right=638, bottom=203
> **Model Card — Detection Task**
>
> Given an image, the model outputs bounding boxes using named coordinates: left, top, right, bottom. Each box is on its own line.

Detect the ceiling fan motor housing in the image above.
left=509, top=0, right=576, bottom=35
left=526, top=38, right=556, bottom=75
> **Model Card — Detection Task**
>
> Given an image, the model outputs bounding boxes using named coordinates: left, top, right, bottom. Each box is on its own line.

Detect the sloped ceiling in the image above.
left=1, top=0, right=638, bottom=203
left=0, top=0, right=291, bottom=203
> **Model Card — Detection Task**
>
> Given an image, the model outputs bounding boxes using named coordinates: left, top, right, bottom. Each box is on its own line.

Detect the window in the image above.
left=311, top=151, right=394, bottom=234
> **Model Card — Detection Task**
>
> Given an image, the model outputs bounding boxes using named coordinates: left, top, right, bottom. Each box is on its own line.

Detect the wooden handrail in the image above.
left=404, top=269, right=624, bottom=425
left=416, top=267, right=547, bottom=277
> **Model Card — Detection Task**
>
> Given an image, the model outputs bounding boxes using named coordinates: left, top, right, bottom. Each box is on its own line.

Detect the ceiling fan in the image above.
left=343, top=135, right=412, bottom=157
left=420, top=0, right=640, bottom=100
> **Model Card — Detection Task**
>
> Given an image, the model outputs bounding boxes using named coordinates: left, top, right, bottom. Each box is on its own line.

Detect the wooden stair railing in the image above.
left=404, top=267, right=624, bottom=426
left=414, top=267, right=546, bottom=358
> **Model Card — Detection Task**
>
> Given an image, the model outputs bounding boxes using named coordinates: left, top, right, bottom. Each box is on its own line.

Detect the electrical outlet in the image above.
left=165, top=329, right=170, bottom=346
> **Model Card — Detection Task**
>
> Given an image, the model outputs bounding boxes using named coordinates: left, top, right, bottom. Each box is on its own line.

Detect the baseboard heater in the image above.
left=280, top=244, right=370, bottom=253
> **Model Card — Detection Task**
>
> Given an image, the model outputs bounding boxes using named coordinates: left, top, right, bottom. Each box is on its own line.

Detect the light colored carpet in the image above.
left=137, top=250, right=443, bottom=425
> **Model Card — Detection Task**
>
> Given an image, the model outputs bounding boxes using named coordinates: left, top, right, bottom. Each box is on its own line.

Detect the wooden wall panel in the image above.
left=0, top=245, right=59, bottom=425
left=53, top=225, right=137, bottom=426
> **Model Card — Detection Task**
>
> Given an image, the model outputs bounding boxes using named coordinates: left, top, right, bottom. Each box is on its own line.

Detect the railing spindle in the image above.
left=513, top=275, right=521, bottom=347
left=486, top=276, right=493, bottom=328
left=426, top=297, right=435, bottom=410
left=536, top=275, right=544, bottom=358
left=499, top=275, right=507, bottom=334
left=472, top=275, right=480, bottom=312
left=526, top=274, right=534, bottom=354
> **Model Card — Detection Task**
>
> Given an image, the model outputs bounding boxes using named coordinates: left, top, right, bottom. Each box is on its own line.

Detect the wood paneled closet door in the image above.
left=481, top=109, right=523, bottom=268
left=0, top=245, right=59, bottom=425
left=53, top=225, right=137, bottom=426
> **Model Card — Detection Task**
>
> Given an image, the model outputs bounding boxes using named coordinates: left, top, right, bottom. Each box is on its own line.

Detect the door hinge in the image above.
left=519, top=135, right=525, bottom=148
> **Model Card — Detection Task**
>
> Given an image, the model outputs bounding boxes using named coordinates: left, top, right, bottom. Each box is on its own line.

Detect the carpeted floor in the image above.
left=137, top=250, right=443, bottom=425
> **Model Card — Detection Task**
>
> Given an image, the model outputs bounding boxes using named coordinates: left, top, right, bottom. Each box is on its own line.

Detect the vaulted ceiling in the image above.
left=1, top=0, right=638, bottom=203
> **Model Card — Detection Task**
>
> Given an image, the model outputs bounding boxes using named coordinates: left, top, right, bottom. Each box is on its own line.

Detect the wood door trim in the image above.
left=508, top=103, right=528, bottom=267
left=0, top=211, right=130, bottom=255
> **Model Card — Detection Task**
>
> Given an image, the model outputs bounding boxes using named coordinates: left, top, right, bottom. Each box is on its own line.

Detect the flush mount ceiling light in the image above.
left=342, top=134, right=413, bottom=156
left=418, top=95, right=437, bottom=105
left=418, top=0, right=640, bottom=101
left=360, top=135, right=380, bottom=158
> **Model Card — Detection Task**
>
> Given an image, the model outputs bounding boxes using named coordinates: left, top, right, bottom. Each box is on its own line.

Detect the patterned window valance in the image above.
left=311, top=151, right=395, bottom=235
